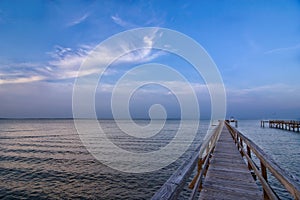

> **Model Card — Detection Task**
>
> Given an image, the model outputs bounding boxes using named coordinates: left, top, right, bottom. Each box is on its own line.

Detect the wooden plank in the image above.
left=199, top=127, right=262, bottom=200
left=204, top=176, right=259, bottom=190
left=200, top=187, right=261, bottom=200
left=205, top=168, right=256, bottom=182
left=202, top=181, right=261, bottom=196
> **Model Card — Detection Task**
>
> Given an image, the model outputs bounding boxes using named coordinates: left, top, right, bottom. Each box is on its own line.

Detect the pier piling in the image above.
left=261, top=120, right=300, bottom=132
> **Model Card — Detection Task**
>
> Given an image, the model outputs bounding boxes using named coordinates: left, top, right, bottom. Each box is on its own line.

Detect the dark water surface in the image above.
left=0, top=120, right=207, bottom=199
left=0, top=120, right=299, bottom=199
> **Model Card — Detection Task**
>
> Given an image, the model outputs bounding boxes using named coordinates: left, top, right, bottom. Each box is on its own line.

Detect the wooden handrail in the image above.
left=189, top=146, right=215, bottom=200
left=198, top=121, right=223, bottom=160
left=151, top=121, right=223, bottom=200
left=188, top=121, right=223, bottom=199
left=151, top=143, right=201, bottom=200
left=225, top=122, right=300, bottom=200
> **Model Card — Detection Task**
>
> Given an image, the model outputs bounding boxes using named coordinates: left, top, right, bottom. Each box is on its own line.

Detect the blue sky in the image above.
left=0, top=0, right=299, bottom=119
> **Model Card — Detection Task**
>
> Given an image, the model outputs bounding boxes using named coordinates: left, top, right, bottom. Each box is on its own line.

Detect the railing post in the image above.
left=189, top=158, right=203, bottom=189
left=247, top=145, right=252, bottom=170
left=261, top=161, right=269, bottom=200
left=239, top=137, right=244, bottom=156
left=234, top=130, right=237, bottom=143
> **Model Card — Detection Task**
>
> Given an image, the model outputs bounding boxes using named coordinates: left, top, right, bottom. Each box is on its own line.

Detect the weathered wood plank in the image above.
left=204, top=176, right=259, bottom=190
left=200, top=188, right=261, bottom=200
left=202, top=181, right=261, bottom=196
left=199, top=127, right=262, bottom=200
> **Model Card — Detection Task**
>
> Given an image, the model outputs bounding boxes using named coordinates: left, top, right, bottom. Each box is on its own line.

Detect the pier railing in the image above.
left=225, top=121, right=300, bottom=200
left=188, top=121, right=223, bottom=199
left=151, top=121, right=223, bottom=200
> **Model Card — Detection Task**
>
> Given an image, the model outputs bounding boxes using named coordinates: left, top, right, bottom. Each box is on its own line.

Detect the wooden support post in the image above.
left=189, top=158, right=203, bottom=189
left=247, top=145, right=252, bottom=170
left=293, top=123, right=295, bottom=132
left=266, top=120, right=300, bottom=133
left=234, top=131, right=238, bottom=144
left=261, top=161, right=269, bottom=200
left=239, top=137, right=244, bottom=156
left=240, top=137, right=243, bottom=148
left=284, top=123, right=286, bottom=130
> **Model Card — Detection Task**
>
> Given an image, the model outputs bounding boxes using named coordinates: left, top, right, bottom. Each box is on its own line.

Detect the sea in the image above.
left=0, top=119, right=299, bottom=199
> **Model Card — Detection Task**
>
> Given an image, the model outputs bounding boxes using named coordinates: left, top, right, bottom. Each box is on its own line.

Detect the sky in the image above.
left=0, top=0, right=300, bottom=119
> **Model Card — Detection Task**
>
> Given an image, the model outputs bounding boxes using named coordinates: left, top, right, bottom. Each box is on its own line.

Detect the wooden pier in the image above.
left=152, top=121, right=300, bottom=200
left=198, top=126, right=261, bottom=199
left=260, top=120, right=269, bottom=128
left=261, top=120, right=300, bottom=132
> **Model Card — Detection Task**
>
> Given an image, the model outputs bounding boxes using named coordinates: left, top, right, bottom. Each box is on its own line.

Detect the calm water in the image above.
left=0, top=119, right=207, bottom=199
left=0, top=120, right=299, bottom=199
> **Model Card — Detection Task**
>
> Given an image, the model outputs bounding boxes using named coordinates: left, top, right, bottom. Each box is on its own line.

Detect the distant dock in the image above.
left=261, top=120, right=300, bottom=132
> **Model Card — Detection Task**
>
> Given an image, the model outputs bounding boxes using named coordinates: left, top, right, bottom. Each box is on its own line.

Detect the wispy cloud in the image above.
left=264, top=43, right=300, bottom=54
left=227, top=84, right=300, bottom=106
left=0, top=45, right=93, bottom=85
left=111, top=15, right=136, bottom=28
left=0, top=61, right=54, bottom=84
left=48, top=45, right=90, bottom=69
left=0, top=29, right=165, bottom=85
left=228, top=84, right=299, bottom=95
left=97, top=80, right=210, bottom=96
left=0, top=76, right=44, bottom=84
left=67, top=12, right=90, bottom=26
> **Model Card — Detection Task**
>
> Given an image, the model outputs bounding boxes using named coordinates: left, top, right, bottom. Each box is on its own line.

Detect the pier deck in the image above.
left=199, top=127, right=262, bottom=200
left=152, top=121, right=300, bottom=200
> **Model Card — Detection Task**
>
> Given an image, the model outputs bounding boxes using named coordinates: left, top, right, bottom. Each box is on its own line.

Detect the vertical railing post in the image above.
left=236, top=134, right=239, bottom=149
left=261, top=161, right=269, bottom=199
left=189, top=158, right=203, bottom=189
left=239, top=137, right=244, bottom=156
left=234, top=130, right=237, bottom=143
left=247, top=145, right=252, bottom=170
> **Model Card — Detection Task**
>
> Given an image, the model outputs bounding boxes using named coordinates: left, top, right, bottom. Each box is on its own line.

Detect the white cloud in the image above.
left=227, top=84, right=300, bottom=107
left=228, top=84, right=298, bottom=95
left=97, top=80, right=209, bottom=96
left=0, top=28, right=165, bottom=85
left=264, top=43, right=300, bottom=54
left=111, top=15, right=136, bottom=28
left=0, top=45, right=91, bottom=85
left=0, top=75, right=44, bottom=84
left=67, top=12, right=90, bottom=26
